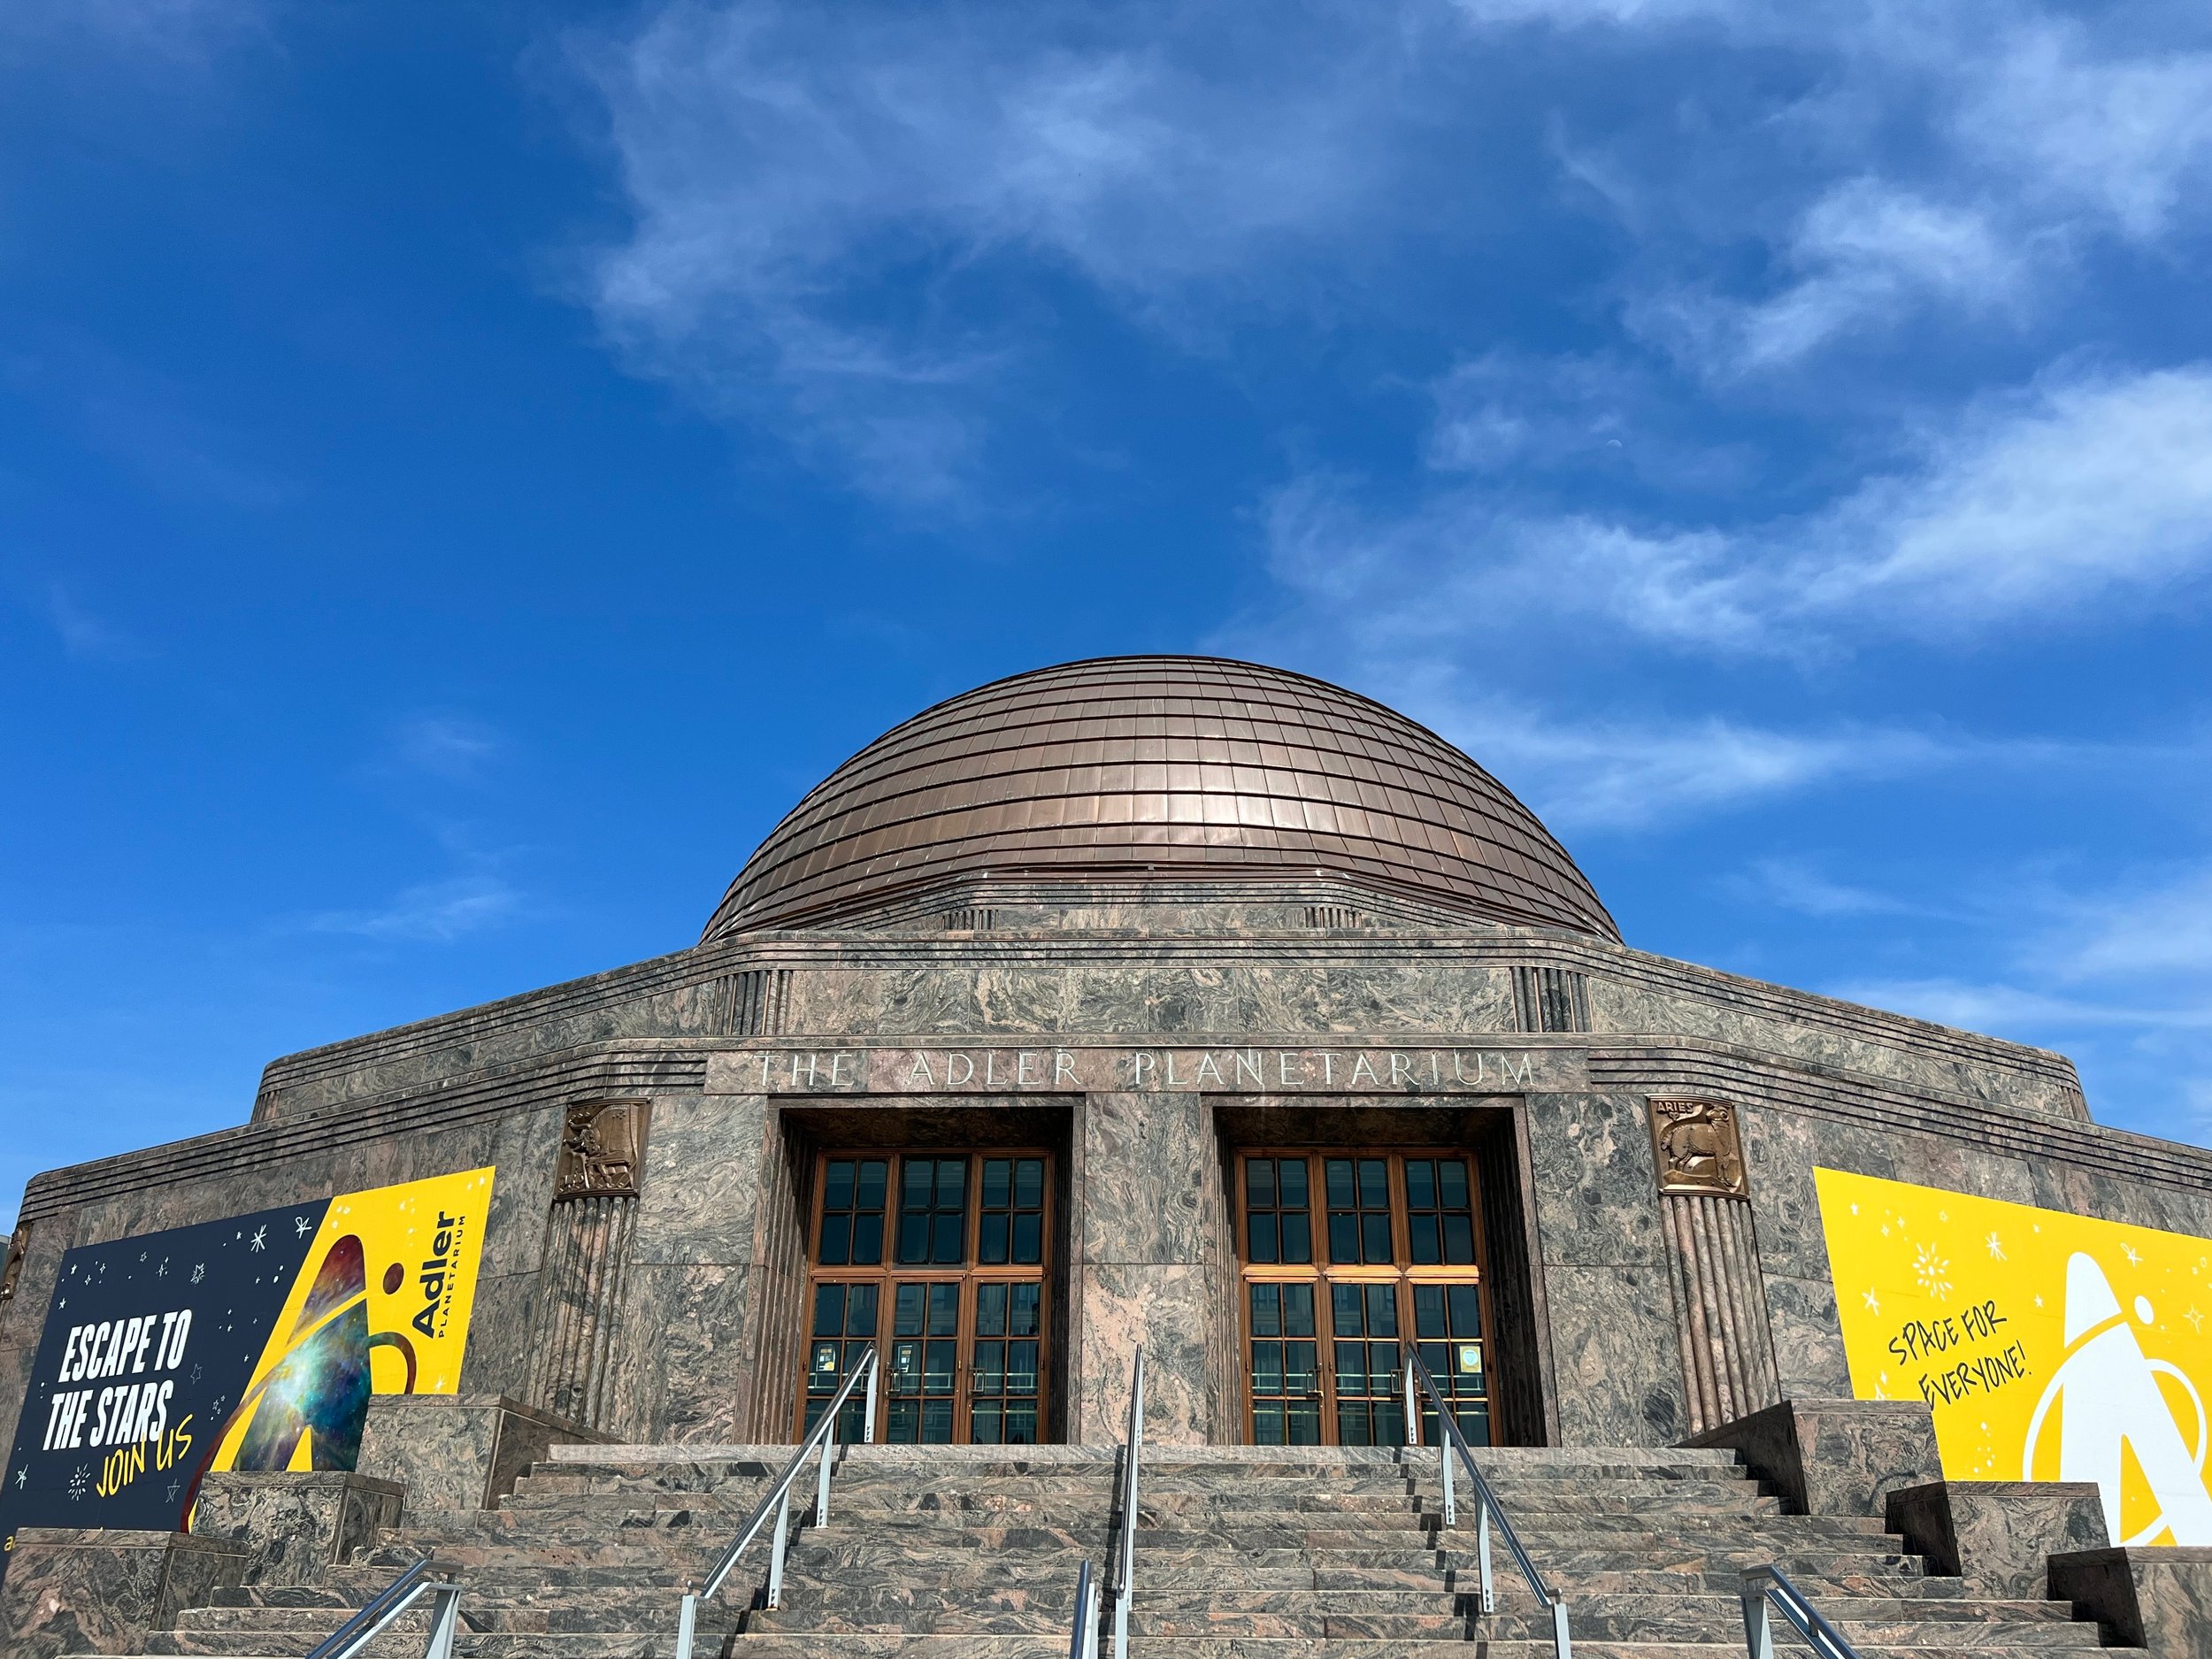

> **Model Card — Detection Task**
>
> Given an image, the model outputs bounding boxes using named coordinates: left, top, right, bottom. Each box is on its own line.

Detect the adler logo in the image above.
left=413, top=1211, right=463, bottom=1340
left=2025, top=1251, right=2212, bottom=1545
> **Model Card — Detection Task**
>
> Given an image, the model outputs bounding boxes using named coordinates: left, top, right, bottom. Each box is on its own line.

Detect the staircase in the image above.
left=138, top=1442, right=2127, bottom=1658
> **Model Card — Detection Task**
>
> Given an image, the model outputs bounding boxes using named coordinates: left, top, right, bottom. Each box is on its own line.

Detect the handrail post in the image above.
left=815, top=1409, right=836, bottom=1525
left=764, top=1485, right=792, bottom=1609
left=674, top=1592, right=698, bottom=1659
left=1552, top=1599, right=1572, bottom=1659
left=1439, top=1412, right=1456, bottom=1529
left=864, top=1350, right=879, bottom=1443
left=1476, top=1490, right=1494, bottom=1614
left=1403, top=1355, right=1419, bottom=1448
left=420, top=1585, right=462, bottom=1659
left=1742, top=1582, right=1773, bottom=1659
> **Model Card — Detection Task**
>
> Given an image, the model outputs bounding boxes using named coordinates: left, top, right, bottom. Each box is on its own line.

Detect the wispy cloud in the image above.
left=1728, top=856, right=1923, bottom=919
left=1409, top=697, right=1952, bottom=831
left=42, top=582, right=138, bottom=662
left=388, top=716, right=502, bottom=784
left=1265, top=361, right=2212, bottom=656
left=298, top=874, right=524, bottom=944
left=1830, top=861, right=2212, bottom=1137
left=568, top=0, right=1403, bottom=503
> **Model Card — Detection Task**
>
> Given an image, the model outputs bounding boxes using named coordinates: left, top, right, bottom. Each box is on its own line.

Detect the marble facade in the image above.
left=8, top=885, right=2209, bottom=1463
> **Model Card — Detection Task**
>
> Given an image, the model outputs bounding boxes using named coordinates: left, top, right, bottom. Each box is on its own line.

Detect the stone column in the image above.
left=1074, top=1092, right=1225, bottom=1444
left=520, top=1101, right=648, bottom=1430
left=1649, top=1098, right=1782, bottom=1434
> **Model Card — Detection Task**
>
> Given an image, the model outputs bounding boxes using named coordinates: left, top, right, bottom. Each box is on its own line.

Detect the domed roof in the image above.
left=704, top=656, right=1618, bottom=941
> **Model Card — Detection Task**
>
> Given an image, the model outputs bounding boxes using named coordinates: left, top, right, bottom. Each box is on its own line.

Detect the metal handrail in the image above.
left=1741, top=1564, right=1861, bottom=1659
left=1109, top=1346, right=1146, bottom=1659
left=1403, top=1349, right=1570, bottom=1659
left=1067, top=1555, right=1102, bottom=1659
left=673, top=1346, right=879, bottom=1659
left=302, top=1555, right=462, bottom=1659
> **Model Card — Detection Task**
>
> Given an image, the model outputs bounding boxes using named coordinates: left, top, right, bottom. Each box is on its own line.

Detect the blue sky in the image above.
left=5, top=0, right=2212, bottom=1229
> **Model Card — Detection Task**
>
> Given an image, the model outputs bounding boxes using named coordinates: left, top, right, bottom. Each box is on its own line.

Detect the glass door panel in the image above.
left=1411, top=1280, right=1491, bottom=1448
left=1329, top=1282, right=1403, bottom=1446
left=887, top=1281, right=961, bottom=1442
left=1246, top=1281, right=1322, bottom=1444
left=804, top=1281, right=879, bottom=1440
left=969, top=1281, right=1042, bottom=1443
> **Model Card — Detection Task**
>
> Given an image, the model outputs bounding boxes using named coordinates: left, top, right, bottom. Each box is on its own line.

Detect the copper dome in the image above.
left=704, top=656, right=1618, bottom=940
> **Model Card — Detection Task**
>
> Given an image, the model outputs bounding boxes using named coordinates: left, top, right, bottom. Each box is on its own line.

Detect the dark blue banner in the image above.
left=0, top=1200, right=326, bottom=1570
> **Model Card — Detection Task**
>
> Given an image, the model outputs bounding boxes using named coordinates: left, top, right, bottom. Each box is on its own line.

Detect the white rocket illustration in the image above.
left=2025, top=1252, right=2212, bottom=1546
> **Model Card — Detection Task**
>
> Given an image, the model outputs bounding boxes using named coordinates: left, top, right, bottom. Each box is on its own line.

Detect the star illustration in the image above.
left=166, top=1480, right=181, bottom=1502
left=189, top=1363, right=203, bottom=1383
left=294, top=1216, right=313, bottom=1238
left=191, top=1263, right=205, bottom=1284
left=1862, top=1289, right=1880, bottom=1314
left=2123, top=1243, right=2142, bottom=1267
left=248, top=1225, right=268, bottom=1253
left=1985, top=1233, right=2005, bottom=1260
left=2187, top=1308, right=2204, bottom=1333
left=155, top=1260, right=168, bottom=1278
left=14, top=1467, right=26, bottom=1488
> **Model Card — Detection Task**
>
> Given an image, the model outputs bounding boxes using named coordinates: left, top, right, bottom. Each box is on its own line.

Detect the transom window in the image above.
left=1236, top=1148, right=1492, bottom=1448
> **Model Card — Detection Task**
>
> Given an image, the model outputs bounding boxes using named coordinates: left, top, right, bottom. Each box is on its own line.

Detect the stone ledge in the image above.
left=357, top=1394, right=609, bottom=1515
left=1886, top=1479, right=2109, bottom=1601
left=2050, top=1545, right=2212, bottom=1654
left=0, top=1526, right=248, bottom=1658
left=1685, top=1397, right=1941, bottom=1517
left=187, top=1471, right=403, bottom=1588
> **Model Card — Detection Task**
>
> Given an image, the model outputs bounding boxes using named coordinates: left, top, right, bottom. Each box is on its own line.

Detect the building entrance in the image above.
left=798, top=1149, right=1053, bottom=1444
left=1236, top=1148, right=1494, bottom=1447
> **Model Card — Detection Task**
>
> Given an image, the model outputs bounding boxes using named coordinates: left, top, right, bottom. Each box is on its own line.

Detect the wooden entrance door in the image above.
left=1236, top=1149, right=1495, bottom=1447
left=799, top=1150, right=1052, bottom=1444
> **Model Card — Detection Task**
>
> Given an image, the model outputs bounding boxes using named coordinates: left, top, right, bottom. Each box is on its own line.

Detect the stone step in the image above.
left=719, top=1637, right=2102, bottom=1659
left=748, top=1594, right=2097, bottom=1645
left=772, top=1584, right=2076, bottom=1624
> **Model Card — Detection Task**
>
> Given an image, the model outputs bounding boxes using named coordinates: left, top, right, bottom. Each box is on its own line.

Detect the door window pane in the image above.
left=887, top=1281, right=962, bottom=1443
left=803, top=1282, right=879, bottom=1440
left=1329, top=1282, right=1404, bottom=1446
left=970, top=1282, right=1043, bottom=1445
left=1247, top=1282, right=1321, bottom=1444
left=1412, top=1280, right=1490, bottom=1448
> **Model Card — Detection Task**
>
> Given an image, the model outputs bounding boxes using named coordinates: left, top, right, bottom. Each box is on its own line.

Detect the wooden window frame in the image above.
left=797, top=1148, right=1055, bottom=1445
left=1233, top=1147, right=1499, bottom=1448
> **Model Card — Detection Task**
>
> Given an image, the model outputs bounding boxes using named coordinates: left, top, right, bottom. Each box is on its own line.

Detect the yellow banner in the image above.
left=1817, top=1167, right=2212, bottom=1546
left=208, top=1166, right=494, bottom=1475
